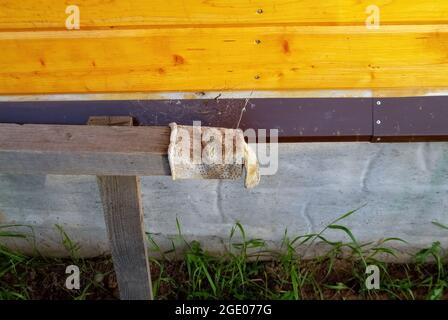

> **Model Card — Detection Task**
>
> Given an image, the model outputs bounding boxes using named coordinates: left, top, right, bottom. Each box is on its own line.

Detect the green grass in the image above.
left=0, top=210, right=448, bottom=300
left=0, top=224, right=115, bottom=300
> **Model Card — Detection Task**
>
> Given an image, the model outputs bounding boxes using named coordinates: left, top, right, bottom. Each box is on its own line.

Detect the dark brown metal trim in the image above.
left=1, top=96, right=447, bottom=143
left=240, top=98, right=372, bottom=142
left=372, top=96, right=448, bottom=142
left=0, top=98, right=372, bottom=142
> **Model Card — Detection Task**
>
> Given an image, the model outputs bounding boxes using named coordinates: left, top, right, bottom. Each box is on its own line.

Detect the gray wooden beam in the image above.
left=92, top=116, right=153, bottom=300
left=97, top=175, right=153, bottom=300
left=0, top=123, right=171, bottom=176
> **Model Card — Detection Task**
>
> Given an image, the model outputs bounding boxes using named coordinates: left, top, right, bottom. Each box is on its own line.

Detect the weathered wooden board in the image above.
left=97, top=175, right=153, bottom=300
left=1, top=0, right=447, bottom=29
left=92, top=116, right=153, bottom=300
left=0, top=124, right=171, bottom=175
left=1, top=26, right=448, bottom=94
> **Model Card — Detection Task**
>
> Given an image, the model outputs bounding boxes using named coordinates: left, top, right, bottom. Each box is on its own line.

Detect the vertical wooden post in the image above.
left=89, top=116, right=153, bottom=300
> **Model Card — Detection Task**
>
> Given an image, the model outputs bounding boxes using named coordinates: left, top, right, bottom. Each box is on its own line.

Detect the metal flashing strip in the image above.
left=0, top=98, right=371, bottom=142
left=0, top=96, right=447, bottom=142
left=373, top=97, right=448, bottom=142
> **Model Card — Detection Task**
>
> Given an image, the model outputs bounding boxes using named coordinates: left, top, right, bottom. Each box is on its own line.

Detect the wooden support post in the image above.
left=89, top=116, right=153, bottom=300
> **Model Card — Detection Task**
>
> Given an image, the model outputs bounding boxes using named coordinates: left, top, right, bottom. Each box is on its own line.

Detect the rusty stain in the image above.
left=157, top=67, right=166, bottom=75
left=173, top=54, right=185, bottom=65
left=282, top=40, right=291, bottom=54
left=92, top=61, right=96, bottom=67
left=39, top=58, right=46, bottom=67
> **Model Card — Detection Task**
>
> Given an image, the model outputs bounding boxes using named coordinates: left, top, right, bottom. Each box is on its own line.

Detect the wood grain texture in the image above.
left=0, top=124, right=171, bottom=175
left=93, top=116, right=152, bottom=300
left=97, top=175, right=153, bottom=300
left=1, top=0, right=447, bottom=29
left=1, top=25, right=448, bottom=94
left=1, top=2, right=448, bottom=95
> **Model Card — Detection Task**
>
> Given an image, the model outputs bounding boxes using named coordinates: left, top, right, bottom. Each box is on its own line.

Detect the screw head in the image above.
left=376, top=100, right=382, bottom=106
left=257, top=8, right=263, bottom=14
left=255, top=39, right=261, bottom=44
left=254, top=75, right=260, bottom=80
left=376, top=120, right=381, bottom=125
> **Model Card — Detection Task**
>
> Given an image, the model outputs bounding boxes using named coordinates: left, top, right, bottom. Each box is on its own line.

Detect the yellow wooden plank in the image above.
left=1, top=25, right=448, bottom=94
left=1, top=0, right=448, bottom=29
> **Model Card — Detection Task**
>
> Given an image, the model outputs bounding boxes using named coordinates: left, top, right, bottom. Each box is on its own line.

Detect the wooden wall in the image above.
left=0, top=1, right=447, bottom=95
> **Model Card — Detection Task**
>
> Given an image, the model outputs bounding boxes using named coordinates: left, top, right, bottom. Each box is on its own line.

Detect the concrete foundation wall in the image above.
left=1, top=142, right=448, bottom=261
